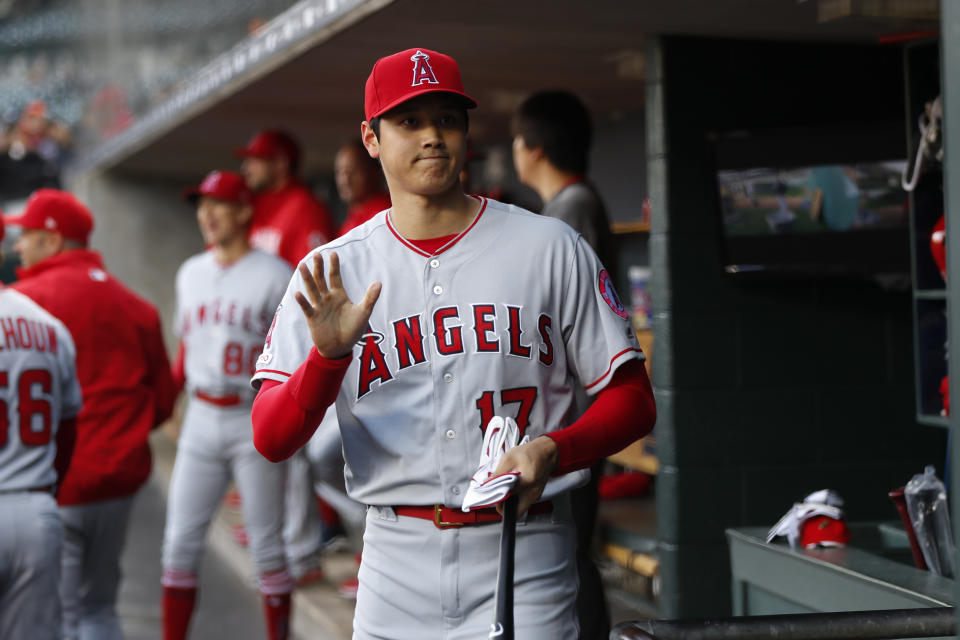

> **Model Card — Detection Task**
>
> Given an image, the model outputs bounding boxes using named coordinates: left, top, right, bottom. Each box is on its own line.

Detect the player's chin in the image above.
left=199, top=228, right=220, bottom=245
left=413, top=170, right=459, bottom=194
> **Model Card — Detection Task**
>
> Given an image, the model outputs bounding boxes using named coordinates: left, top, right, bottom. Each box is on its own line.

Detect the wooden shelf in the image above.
left=611, top=221, right=651, bottom=234
left=608, top=437, right=658, bottom=474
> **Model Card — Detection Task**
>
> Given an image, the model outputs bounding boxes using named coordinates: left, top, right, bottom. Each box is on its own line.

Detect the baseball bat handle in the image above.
left=490, top=494, right=518, bottom=640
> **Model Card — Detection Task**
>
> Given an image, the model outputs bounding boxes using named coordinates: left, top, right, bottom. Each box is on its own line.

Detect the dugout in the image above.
left=41, top=0, right=960, bottom=627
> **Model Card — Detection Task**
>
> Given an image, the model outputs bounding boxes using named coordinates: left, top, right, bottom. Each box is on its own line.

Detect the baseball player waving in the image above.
left=162, top=171, right=294, bottom=640
left=251, top=48, right=656, bottom=639
left=0, top=214, right=83, bottom=640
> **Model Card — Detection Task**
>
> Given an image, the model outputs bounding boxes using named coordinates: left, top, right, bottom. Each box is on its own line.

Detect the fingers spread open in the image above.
left=312, top=254, right=329, bottom=296
left=299, top=262, right=323, bottom=305
left=327, top=252, right=343, bottom=292
left=294, top=291, right=315, bottom=318
left=359, top=281, right=382, bottom=316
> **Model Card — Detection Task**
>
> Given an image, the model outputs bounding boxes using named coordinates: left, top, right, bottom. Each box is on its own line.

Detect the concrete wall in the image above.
left=649, top=35, right=949, bottom=619
left=68, top=171, right=204, bottom=350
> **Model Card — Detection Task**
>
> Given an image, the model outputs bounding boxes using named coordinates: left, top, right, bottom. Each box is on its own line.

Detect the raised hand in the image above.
left=294, top=252, right=382, bottom=359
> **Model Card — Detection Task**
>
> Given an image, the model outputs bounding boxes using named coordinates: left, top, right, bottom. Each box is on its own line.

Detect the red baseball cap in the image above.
left=364, top=48, right=477, bottom=121
left=800, top=515, right=851, bottom=549
left=183, top=170, right=252, bottom=205
left=234, top=129, right=301, bottom=168
left=5, top=189, right=93, bottom=245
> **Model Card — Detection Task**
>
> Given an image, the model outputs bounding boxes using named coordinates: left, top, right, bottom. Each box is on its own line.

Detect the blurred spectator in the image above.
left=333, top=140, right=390, bottom=237
left=0, top=100, right=62, bottom=203
left=83, top=84, right=134, bottom=140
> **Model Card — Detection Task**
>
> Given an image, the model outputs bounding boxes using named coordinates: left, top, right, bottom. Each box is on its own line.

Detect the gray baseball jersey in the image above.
left=0, top=288, right=82, bottom=490
left=253, top=196, right=643, bottom=506
left=0, top=287, right=82, bottom=640
left=253, top=196, right=644, bottom=638
left=174, top=249, right=293, bottom=399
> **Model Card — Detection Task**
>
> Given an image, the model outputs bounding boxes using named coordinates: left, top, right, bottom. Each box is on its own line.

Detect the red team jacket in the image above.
left=249, top=179, right=336, bottom=267
left=13, top=249, right=176, bottom=505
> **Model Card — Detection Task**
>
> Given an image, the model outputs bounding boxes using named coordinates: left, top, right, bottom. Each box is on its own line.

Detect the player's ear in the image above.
left=48, top=231, right=66, bottom=255
left=527, top=142, right=546, bottom=162
left=237, top=203, right=254, bottom=227
left=273, top=154, right=291, bottom=178
left=361, top=122, right=380, bottom=159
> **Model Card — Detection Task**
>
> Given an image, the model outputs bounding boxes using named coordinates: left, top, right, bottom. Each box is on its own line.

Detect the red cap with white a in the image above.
left=5, top=189, right=94, bottom=245
left=183, top=170, right=252, bottom=204
left=364, top=48, right=477, bottom=121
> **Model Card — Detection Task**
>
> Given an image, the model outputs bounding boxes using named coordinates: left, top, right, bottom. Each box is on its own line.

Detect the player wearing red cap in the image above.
left=237, top=129, right=336, bottom=268
left=162, top=171, right=294, bottom=640
left=5, top=188, right=176, bottom=640
left=249, top=48, right=656, bottom=638
left=0, top=211, right=83, bottom=640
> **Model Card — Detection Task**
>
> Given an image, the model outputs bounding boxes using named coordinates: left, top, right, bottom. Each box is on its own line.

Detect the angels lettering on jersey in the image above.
left=353, top=303, right=555, bottom=400
left=178, top=297, right=272, bottom=338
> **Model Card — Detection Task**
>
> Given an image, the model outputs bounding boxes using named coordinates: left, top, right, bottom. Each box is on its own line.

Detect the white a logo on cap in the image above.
left=410, top=50, right=439, bottom=87
left=44, top=217, right=56, bottom=230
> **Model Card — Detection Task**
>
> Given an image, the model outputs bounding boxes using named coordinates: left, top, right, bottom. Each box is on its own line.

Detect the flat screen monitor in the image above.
left=712, top=123, right=909, bottom=278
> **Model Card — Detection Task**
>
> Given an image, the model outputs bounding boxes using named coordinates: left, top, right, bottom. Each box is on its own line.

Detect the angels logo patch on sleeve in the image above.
left=265, top=303, right=282, bottom=348
left=598, top=269, right=628, bottom=319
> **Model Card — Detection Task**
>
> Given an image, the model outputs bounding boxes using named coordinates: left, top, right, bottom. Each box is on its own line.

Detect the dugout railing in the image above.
left=611, top=607, right=955, bottom=640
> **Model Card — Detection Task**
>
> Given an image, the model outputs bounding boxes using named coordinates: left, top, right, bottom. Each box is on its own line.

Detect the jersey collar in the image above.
left=386, top=195, right=487, bottom=257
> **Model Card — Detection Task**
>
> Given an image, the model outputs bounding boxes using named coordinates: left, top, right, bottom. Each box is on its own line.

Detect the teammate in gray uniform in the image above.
left=512, top=88, right=617, bottom=640
left=0, top=215, right=83, bottom=640
left=161, top=170, right=294, bottom=640
left=251, top=48, right=656, bottom=639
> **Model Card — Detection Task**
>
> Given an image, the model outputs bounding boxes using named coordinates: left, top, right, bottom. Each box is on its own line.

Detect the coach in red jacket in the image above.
left=237, top=129, right=336, bottom=268
left=6, top=189, right=176, bottom=640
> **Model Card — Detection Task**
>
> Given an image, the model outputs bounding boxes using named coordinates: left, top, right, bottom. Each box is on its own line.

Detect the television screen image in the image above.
left=710, top=123, right=911, bottom=278
left=717, top=161, right=908, bottom=237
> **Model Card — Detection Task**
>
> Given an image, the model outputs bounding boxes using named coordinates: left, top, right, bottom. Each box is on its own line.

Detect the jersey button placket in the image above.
left=428, top=256, right=461, bottom=505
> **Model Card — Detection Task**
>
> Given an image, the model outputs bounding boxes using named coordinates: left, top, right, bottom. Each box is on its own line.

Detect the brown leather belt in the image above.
left=194, top=391, right=244, bottom=407
left=392, top=501, right=552, bottom=530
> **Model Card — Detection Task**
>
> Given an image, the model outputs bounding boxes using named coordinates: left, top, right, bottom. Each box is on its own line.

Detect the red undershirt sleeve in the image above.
left=252, top=347, right=351, bottom=462
left=546, top=359, right=657, bottom=475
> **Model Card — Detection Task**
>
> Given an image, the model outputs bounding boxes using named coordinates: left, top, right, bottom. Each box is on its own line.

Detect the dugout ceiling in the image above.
left=74, top=0, right=939, bottom=181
